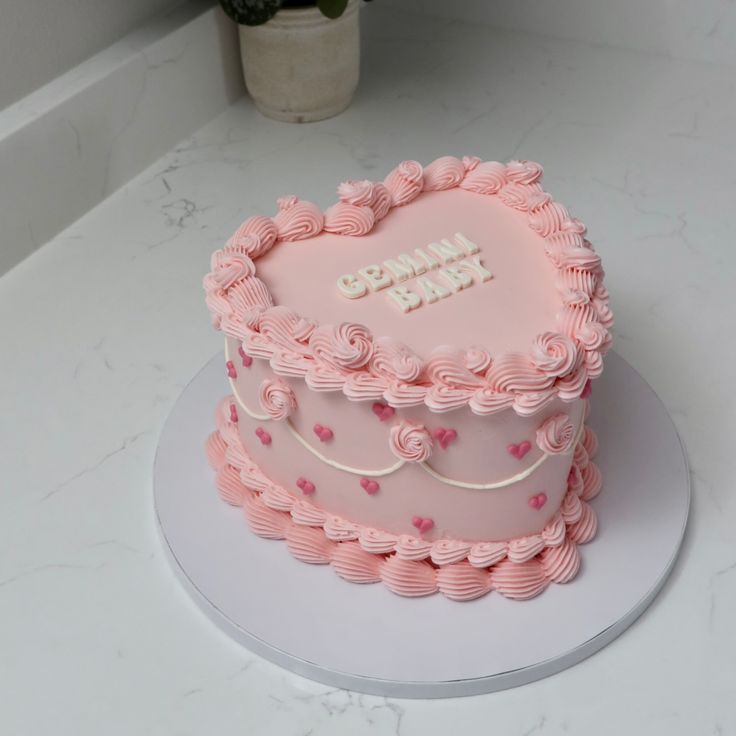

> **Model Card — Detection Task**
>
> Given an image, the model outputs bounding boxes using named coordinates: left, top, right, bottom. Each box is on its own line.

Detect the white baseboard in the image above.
left=0, top=0, right=244, bottom=275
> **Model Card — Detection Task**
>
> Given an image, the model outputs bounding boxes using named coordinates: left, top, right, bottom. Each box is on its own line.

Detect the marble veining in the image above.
left=0, top=4, right=734, bottom=735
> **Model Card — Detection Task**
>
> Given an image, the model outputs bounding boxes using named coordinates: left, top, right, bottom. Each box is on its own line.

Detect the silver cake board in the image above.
left=153, top=351, right=690, bottom=698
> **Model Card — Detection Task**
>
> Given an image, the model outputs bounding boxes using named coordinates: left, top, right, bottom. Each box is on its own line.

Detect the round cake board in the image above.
left=153, top=351, right=690, bottom=698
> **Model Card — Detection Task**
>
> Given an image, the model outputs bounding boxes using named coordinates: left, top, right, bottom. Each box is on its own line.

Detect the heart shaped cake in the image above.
left=204, top=155, right=612, bottom=602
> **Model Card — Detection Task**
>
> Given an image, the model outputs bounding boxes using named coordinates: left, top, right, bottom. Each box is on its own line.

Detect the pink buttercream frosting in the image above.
left=310, top=322, right=374, bottom=371
left=337, top=179, right=374, bottom=206
left=273, top=196, right=324, bottom=241
left=436, top=562, right=492, bottom=601
left=258, top=378, right=297, bottom=420
left=459, top=160, right=507, bottom=194
left=331, top=541, right=382, bottom=583
left=226, top=215, right=278, bottom=259
left=505, top=160, right=544, bottom=185
left=422, top=155, right=466, bottom=191
left=536, top=413, right=576, bottom=454
left=388, top=420, right=434, bottom=462
left=371, top=338, right=424, bottom=383
left=530, top=332, right=579, bottom=378
left=323, top=202, right=375, bottom=236
left=383, top=160, right=424, bottom=206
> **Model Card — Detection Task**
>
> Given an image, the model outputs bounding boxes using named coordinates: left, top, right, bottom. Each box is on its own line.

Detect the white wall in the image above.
left=386, top=0, right=736, bottom=66
left=0, top=0, right=183, bottom=109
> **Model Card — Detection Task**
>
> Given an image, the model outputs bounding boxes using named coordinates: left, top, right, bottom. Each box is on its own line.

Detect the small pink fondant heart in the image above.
left=581, top=378, right=593, bottom=399
left=255, top=427, right=272, bottom=445
left=507, top=441, right=532, bottom=460
left=238, top=346, right=253, bottom=368
left=372, top=402, right=395, bottom=422
left=313, top=423, right=334, bottom=442
left=296, top=477, right=315, bottom=495
left=225, top=360, right=237, bottom=379
left=411, top=516, right=434, bottom=534
left=229, top=403, right=238, bottom=423
left=360, top=478, right=380, bottom=495
left=433, top=427, right=458, bottom=450
left=568, top=466, right=578, bottom=485
left=528, top=492, right=548, bottom=510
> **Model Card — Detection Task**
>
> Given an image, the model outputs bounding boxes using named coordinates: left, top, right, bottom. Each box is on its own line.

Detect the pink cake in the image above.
left=203, top=156, right=612, bottom=601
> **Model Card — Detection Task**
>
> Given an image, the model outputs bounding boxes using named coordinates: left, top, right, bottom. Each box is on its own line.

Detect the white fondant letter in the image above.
left=337, top=273, right=367, bottom=299
left=440, top=266, right=473, bottom=292
left=383, top=253, right=426, bottom=281
left=460, top=255, right=493, bottom=282
left=358, top=264, right=392, bottom=291
left=414, top=247, right=439, bottom=270
left=417, top=276, right=451, bottom=303
left=454, top=232, right=480, bottom=255
left=428, top=239, right=463, bottom=264
left=387, top=286, right=422, bottom=313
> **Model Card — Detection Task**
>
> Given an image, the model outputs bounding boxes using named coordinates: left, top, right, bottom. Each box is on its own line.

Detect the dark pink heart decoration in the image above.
left=507, top=440, right=532, bottom=460
left=528, top=492, right=548, bottom=510
left=371, top=402, right=395, bottom=422
left=225, top=360, right=237, bottom=379
left=433, top=427, right=458, bottom=450
left=255, top=427, right=272, bottom=445
left=238, top=346, right=253, bottom=368
left=360, top=478, right=380, bottom=495
left=229, top=403, right=238, bottom=423
left=296, top=477, right=316, bottom=495
left=313, top=423, right=334, bottom=442
left=411, top=515, right=434, bottom=534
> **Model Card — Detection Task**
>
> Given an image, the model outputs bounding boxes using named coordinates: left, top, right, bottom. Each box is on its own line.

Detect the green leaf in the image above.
left=219, top=0, right=282, bottom=25
left=317, top=0, right=349, bottom=19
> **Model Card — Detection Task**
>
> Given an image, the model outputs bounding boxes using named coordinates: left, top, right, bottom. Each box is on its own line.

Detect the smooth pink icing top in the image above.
left=256, top=189, right=560, bottom=356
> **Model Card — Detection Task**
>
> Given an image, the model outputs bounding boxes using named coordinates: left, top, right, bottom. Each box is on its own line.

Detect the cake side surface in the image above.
left=225, top=334, right=589, bottom=543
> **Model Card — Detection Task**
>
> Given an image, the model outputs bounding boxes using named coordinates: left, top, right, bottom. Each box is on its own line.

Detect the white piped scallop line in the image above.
left=420, top=421, right=584, bottom=490
left=286, top=420, right=405, bottom=477
left=225, top=343, right=582, bottom=489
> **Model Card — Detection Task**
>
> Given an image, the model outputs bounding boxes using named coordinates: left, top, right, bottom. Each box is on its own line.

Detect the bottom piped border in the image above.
left=207, top=396, right=601, bottom=602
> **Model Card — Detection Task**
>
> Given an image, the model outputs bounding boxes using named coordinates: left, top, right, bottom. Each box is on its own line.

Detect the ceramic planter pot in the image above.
left=238, top=0, right=360, bottom=123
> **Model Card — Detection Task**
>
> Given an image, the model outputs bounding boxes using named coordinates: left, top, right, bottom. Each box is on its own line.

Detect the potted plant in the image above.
left=220, top=0, right=361, bottom=123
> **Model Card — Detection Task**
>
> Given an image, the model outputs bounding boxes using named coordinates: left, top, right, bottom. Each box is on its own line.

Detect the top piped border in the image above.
left=204, top=156, right=613, bottom=417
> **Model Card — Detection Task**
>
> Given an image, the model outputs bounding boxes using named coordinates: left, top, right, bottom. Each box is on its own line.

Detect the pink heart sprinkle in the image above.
left=411, top=516, right=434, bottom=534
left=238, top=346, right=253, bottom=368
left=507, top=441, right=532, bottom=460
left=296, top=477, right=315, bottom=495
left=229, top=403, right=238, bottom=423
left=436, top=428, right=457, bottom=449
left=313, top=423, right=333, bottom=442
left=528, top=493, right=548, bottom=510
left=372, top=402, right=395, bottom=421
left=255, top=427, right=271, bottom=445
left=225, top=360, right=237, bottom=379
left=360, top=478, right=380, bottom=495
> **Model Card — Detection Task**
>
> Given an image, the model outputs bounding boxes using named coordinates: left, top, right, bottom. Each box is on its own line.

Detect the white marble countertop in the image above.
left=1, top=6, right=734, bottom=734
